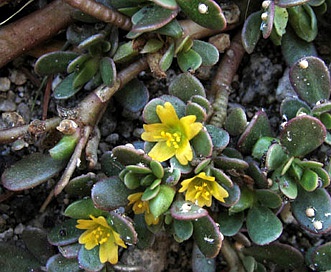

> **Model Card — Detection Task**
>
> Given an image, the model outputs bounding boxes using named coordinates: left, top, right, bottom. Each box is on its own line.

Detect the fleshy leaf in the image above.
left=54, top=73, right=81, bottom=99
left=34, top=51, right=79, bottom=75
left=246, top=205, right=282, bottom=245
left=277, top=0, right=310, bottom=7
left=115, top=78, right=149, bottom=112
left=171, top=200, right=208, bottom=220
left=193, top=215, right=223, bottom=258
left=291, top=187, right=331, bottom=234
left=131, top=4, right=178, bottom=33
left=218, top=210, right=244, bottom=236
left=48, top=219, right=82, bottom=246
left=192, top=243, right=216, bottom=272
left=78, top=246, right=104, bottom=272
left=225, top=107, right=247, bottom=136
left=109, top=211, right=137, bottom=244
left=289, top=56, right=331, bottom=105
left=191, top=128, right=213, bottom=157
left=177, top=49, right=202, bottom=73
left=92, top=177, right=131, bottom=210
left=309, top=242, right=331, bottom=271
left=176, top=0, right=226, bottom=30
left=149, top=185, right=176, bottom=218
left=242, top=10, right=262, bottom=54
left=169, top=73, right=205, bottom=102
left=280, top=115, right=326, bottom=157
left=64, top=198, right=108, bottom=219
left=1, top=153, right=66, bottom=191
left=100, top=57, right=116, bottom=86
left=46, top=254, right=81, bottom=272
left=237, top=110, right=273, bottom=155
left=242, top=243, right=304, bottom=269
left=280, top=97, right=310, bottom=120
left=173, top=219, right=193, bottom=241
left=191, top=40, right=219, bottom=66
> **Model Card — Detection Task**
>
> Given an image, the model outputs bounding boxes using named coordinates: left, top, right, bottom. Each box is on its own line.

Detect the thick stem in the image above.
left=209, top=32, right=246, bottom=127
left=221, top=238, right=245, bottom=272
left=64, top=0, right=132, bottom=31
left=0, top=0, right=75, bottom=68
left=0, top=117, right=61, bottom=144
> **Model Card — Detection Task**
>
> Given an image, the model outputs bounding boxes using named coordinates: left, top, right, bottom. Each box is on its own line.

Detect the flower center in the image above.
left=160, top=131, right=181, bottom=149
left=92, top=226, right=111, bottom=245
left=194, top=182, right=210, bottom=200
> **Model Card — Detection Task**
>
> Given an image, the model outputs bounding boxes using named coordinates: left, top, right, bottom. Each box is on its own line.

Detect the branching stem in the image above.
left=209, top=32, right=246, bottom=127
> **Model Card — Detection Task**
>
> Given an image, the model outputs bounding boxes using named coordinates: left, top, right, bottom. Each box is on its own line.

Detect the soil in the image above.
left=1, top=2, right=331, bottom=272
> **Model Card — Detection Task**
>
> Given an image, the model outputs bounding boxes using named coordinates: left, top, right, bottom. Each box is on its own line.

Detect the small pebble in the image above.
left=14, top=223, right=25, bottom=235
left=0, top=77, right=11, bottom=92
left=9, top=69, right=27, bottom=85
left=0, top=100, right=17, bottom=112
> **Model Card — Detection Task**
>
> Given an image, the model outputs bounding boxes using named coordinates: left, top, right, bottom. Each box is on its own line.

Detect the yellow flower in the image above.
left=127, top=192, right=159, bottom=225
left=178, top=172, right=229, bottom=207
left=141, top=102, right=203, bottom=165
left=76, top=215, right=126, bottom=264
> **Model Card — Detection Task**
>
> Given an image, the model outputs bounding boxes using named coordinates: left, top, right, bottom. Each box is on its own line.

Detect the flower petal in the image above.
left=210, top=181, right=229, bottom=203
left=79, top=229, right=98, bottom=250
left=100, top=236, right=118, bottom=264
left=156, top=102, right=180, bottom=126
left=178, top=176, right=195, bottom=192
left=141, top=123, right=168, bottom=142
left=112, top=230, right=127, bottom=248
left=148, top=142, right=175, bottom=162
left=128, top=192, right=143, bottom=205
left=91, top=215, right=111, bottom=229
left=76, top=219, right=97, bottom=230
left=180, top=115, right=202, bottom=140
left=175, top=139, right=192, bottom=165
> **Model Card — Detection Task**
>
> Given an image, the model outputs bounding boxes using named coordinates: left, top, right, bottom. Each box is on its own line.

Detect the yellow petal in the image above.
left=180, top=115, right=202, bottom=140
left=197, top=172, right=215, bottom=182
left=79, top=229, right=98, bottom=250
left=112, top=230, right=127, bottom=248
left=175, top=139, right=192, bottom=165
left=76, top=219, right=97, bottom=230
left=148, top=141, right=175, bottom=162
left=178, top=176, right=195, bottom=192
left=156, top=102, right=180, bottom=126
left=128, top=192, right=143, bottom=205
left=210, top=181, right=229, bottom=203
left=141, top=123, right=168, bottom=142
left=100, top=236, right=118, bottom=264
left=91, top=215, right=111, bottom=229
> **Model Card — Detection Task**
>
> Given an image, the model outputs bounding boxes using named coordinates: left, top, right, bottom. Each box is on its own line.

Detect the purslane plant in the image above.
left=1, top=0, right=331, bottom=271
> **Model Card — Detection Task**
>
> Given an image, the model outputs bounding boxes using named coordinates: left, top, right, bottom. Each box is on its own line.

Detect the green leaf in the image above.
left=229, top=186, right=254, bottom=214
left=289, top=56, right=331, bottom=105
left=237, top=110, right=273, bottom=155
left=291, top=187, right=331, bottom=233
left=191, top=128, right=213, bottom=157
left=34, top=51, right=79, bottom=75
left=109, top=211, right=138, bottom=244
left=73, top=57, right=99, bottom=89
left=191, top=40, right=219, bottom=66
left=217, top=211, right=244, bottom=236
left=48, top=219, right=82, bottom=246
left=298, top=168, right=319, bottom=191
left=49, top=133, right=79, bottom=160
left=0, top=243, right=41, bottom=271
left=176, top=0, right=226, bottom=30
left=242, top=243, right=304, bottom=269
left=246, top=205, right=282, bottom=245
left=92, top=177, right=131, bottom=210
left=170, top=200, right=208, bottom=220
left=192, top=243, right=216, bottom=272
left=1, top=153, right=66, bottom=191
left=54, top=73, right=81, bottom=99
left=273, top=6, right=288, bottom=37
left=266, top=143, right=289, bottom=170
left=46, top=254, right=81, bottom=272
left=177, top=49, right=202, bottom=73
left=242, top=10, right=262, bottom=54
left=287, top=4, right=317, bottom=42
left=173, top=219, right=193, bottom=241
left=256, top=189, right=282, bottom=209
left=64, top=198, right=108, bottom=219
left=280, top=115, right=326, bottom=157
left=78, top=246, right=104, bottom=271
left=131, top=4, right=178, bottom=33
left=149, top=185, right=176, bottom=218
left=115, top=78, right=149, bottom=112
left=151, top=0, right=178, bottom=9
left=169, top=72, right=205, bottom=102
left=225, top=107, right=247, bottom=136
left=100, top=57, right=116, bottom=86
left=159, top=42, right=175, bottom=72
left=193, top=215, right=223, bottom=258
left=310, top=242, right=331, bottom=271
